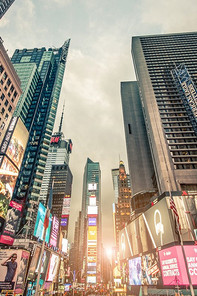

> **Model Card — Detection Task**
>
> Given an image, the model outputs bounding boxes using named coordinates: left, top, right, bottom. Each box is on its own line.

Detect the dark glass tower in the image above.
left=0, top=0, right=15, bottom=19
left=11, top=40, right=70, bottom=236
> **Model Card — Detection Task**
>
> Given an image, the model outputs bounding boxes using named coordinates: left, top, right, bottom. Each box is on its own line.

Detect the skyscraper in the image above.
left=0, top=0, right=15, bottom=19
left=10, top=40, right=70, bottom=236
left=80, top=158, right=101, bottom=284
left=130, top=32, right=197, bottom=195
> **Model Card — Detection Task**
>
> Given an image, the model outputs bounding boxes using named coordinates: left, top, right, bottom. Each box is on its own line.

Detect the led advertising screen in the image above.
left=184, top=245, right=197, bottom=285
left=88, top=226, right=97, bottom=241
left=46, top=253, right=59, bottom=282
left=62, top=238, right=68, bottom=253
left=159, top=246, right=189, bottom=286
left=88, top=206, right=98, bottom=216
left=61, top=217, right=68, bottom=227
left=89, top=195, right=96, bottom=206
left=129, top=257, right=142, bottom=285
left=144, top=197, right=175, bottom=248
left=141, top=252, right=161, bottom=285
left=88, top=183, right=97, bottom=191
left=87, top=276, right=96, bottom=284
left=0, top=249, right=30, bottom=293
left=28, top=246, right=41, bottom=281
left=49, top=216, right=59, bottom=247
left=0, top=200, right=23, bottom=245
left=62, top=196, right=71, bottom=216
left=35, top=249, right=50, bottom=281
left=88, top=217, right=97, bottom=226
left=34, top=203, right=52, bottom=243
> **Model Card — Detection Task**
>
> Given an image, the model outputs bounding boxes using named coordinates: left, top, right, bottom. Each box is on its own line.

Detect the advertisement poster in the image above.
left=88, top=217, right=97, bottom=226
left=62, top=196, right=71, bottom=216
left=15, top=250, right=30, bottom=294
left=141, top=252, right=161, bottom=285
left=34, top=203, right=52, bottom=243
left=159, top=246, right=189, bottom=286
left=61, top=217, right=68, bottom=227
left=35, top=249, right=50, bottom=281
left=144, top=197, right=175, bottom=247
left=0, top=200, right=23, bottom=245
left=184, top=245, right=197, bottom=285
left=129, top=257, right=142, bottom=285
left=88, top=226, right=97, bottom=241
left=28, top=246, right=41, bottom=281
left=0, top=249, right=28, bottom=292
left=46, top=253, right=59, bottom=282
left=49, top=216, right=59, bottom=247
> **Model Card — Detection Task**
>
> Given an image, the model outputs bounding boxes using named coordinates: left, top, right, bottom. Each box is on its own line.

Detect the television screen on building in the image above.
left=34, top=203, right=52, bottom=243
left=129, top=257, right=141, bottom=285
left=46, top=253, right=59, bottom=282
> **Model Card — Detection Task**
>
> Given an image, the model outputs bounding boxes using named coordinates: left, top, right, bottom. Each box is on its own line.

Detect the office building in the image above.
left=80, top=158, right=101, bottom=284
left=0, top=0, right=15, bottom=19
left=130, top=32, right=197, bottom=195
left=10, top=40, right=70, bottom=236
left=0, top=37, right=21, bottom=144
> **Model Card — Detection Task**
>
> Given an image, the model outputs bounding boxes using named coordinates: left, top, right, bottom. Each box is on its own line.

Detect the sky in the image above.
left=1, top=0, right=197, bottom=249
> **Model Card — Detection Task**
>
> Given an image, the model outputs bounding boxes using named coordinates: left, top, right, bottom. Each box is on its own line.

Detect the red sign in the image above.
left=51, top=136, right=60, bottom=144
left=184, top=245, right=197, bottom=285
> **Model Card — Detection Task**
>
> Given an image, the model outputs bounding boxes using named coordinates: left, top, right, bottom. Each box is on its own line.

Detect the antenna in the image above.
left=58, top=102, right=65, bottom=133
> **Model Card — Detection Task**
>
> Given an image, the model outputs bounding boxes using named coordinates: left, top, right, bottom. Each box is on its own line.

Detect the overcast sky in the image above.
left=1, top=0, right=197, bottom=249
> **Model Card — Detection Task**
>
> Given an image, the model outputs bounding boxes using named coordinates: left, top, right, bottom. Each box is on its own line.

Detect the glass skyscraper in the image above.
left=0, top=0, right=15, bottom=19
left=11, top=40, right=70, bottom=236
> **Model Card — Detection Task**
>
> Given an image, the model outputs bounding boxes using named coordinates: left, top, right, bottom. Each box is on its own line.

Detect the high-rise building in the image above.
left=0, top=0, right=15, bottom=19
left=0, top=37, right=22, bottom=144
left=10, top=40, right=70, bottom=236
left=129, top=32, right=197, bottom=195
left=80, top=158, right=101, bottom=284
left=112, top=161, right=131, bottom=251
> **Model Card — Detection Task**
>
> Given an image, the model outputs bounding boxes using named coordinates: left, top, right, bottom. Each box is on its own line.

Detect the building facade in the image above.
left=0, top=0, right=15, bottom=19
left=131, top=32, right=197, bottom=194
left=0, top=38, right=21, bottom=144
left=10, top=40, right=70, bottom=236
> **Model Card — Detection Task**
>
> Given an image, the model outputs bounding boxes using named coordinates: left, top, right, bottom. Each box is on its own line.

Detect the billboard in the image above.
left=129, top=257, right=142, bottom=285
left=0, top=200, right=23, bottom=245
left=87, top=276, right=96, bottom=284
left=88, top=226, right=97, bottom=241
left=28, top=246, right=41, bottom=281
left=88, top=217, right=97, bottom=226
left=184, top=245, right=197, bottom=285
left=62, top=196, right=71, bottom=216
left=35, top=249, right=51, bottom=281
left=62, top=238, right=68, bottom=253
left=88, top=206, right=98, bottom=216
left=144, top=197, right=175, bottom=248
left=88, top=183, right=97, bottom=191
left=46, top=253, right=59, bottom=282
left=61, top=217, right=68, bottom=227
left=159, top=246, right=189, bottom=286
left=89, top=196, right=96, bottom=206
left=141, top=252, right=161, bottom=286
left=49, top=216, right=59, bottom=247
left=0, top=249, right=30, bottom=293
left=34, top=203, right=52, bottom=243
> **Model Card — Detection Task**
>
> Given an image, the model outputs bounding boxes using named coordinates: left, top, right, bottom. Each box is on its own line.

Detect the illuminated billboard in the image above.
left=88, top=206, right=98, bottom=216
left=88, top=183, right=97, bottom=191
left=34, top=203, right=52, bottom=243
left=88, top=217, right=97, bottom=226
left=87, top=276, right=96, bottom=284
left=184, top=245, right=197, bottom=285
left=0, top=200, right=23, bottom=245
left=89, top=195, right=96, bottom=206
left=61, top=217, right=68, bottom=227
left=62, top=238, right=68, bottom=253
left=35, top=249, right=50, bottom=281
left=129, top=257, right=141, bottom=285
left=46, top=253, right=59, bottom=282
left=159, top=246, right=189, bottom=286
left=0, top=249, right=30, bottom=293
left=88, top=226, right=97, bottom=241
left=141, top=252, right=161, bottom=286
left=62, top=196, right=71, bottom=216
left=28, top=246, right=41, bottom=281
left=49, top=216, right=59, bottom=247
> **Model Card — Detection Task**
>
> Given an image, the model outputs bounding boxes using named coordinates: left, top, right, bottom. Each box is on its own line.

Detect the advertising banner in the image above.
left=28, top=246, right=41, bottom=281
left=61, top=217, right=68, bottom=227
left=129, top=257, right=142, bottom=285
left=88, top=206, right=98, bottom=216
left=141, top=252, right=161, bottom=285
left=88, top=226, right=97, bottom=241
left=35, top=249, right=50, bottom=281
left=184, top=245, right=197, bottom=285
left=0, top=200, right=23, bottom=245
left=50, top=216, right=59, bottom=247
left=62, top=238, right=68, bottom=253
left=34, top=203, right=52, bottom=243
left=88, top=183, right=97, bottom=191
left=62, top=196, right=71, bottom=216
left=88, top=217, right=97, bottom=226
left=144, top=197, right=175, bottom=248
left=0, top=249, right=29, bottom=293
left=159, top=246, right=189, bottom=286
left=87, top=276, right=96, bottom=284
left=46, top=253, right=59, bottom=282
left=89, top=195, right=96, bottom=206
left=15, top=250, right=30, bottom=294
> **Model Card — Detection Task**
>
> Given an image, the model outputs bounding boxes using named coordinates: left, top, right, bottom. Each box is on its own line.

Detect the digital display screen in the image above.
left=88, top=217, right=96, bottom=226
left=34, top=203, right=52, bottom=243
left=129, top=257, right=142, bottom=285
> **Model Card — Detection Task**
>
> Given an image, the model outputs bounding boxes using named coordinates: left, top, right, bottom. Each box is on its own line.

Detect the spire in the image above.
left=58, top=103, right=65, bottom=133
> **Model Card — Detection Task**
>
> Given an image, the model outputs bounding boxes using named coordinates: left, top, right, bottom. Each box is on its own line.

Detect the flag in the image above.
left=44, top=181, right=53, bottom=229
left=170, top=197, right=181, bottom=232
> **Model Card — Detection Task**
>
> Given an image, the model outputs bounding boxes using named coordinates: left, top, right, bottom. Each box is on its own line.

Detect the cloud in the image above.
left=141, top=0, right=197, bottom=32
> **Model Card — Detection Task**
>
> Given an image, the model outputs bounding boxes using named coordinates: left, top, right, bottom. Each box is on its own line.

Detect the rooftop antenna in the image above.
left=58, top=102, right=65, bottom=133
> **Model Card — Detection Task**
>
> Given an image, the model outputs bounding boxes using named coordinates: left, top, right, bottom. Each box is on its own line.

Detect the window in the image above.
left=4, top=100, right=8, bottom=107
left=8, top=106, right=12, bottom=112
